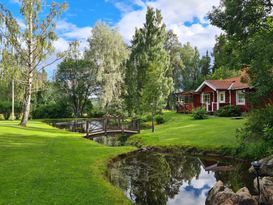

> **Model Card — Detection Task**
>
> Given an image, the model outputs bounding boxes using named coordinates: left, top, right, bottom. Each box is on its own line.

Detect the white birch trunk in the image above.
left=20, top=2, right=33, bottom=126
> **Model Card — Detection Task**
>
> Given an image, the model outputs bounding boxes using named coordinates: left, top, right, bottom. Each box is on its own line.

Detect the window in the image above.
left=236, top=90, right=245, bottom=105
left=179, top=95, right=193, bottom=104
left=202, top=93, right=210, bottom=104
left=219, top=91, right=225, bottom=103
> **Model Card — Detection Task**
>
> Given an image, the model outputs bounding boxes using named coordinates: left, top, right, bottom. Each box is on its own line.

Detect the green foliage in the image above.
left=0, top=101, right=11, bottom=120
left=209, top=0, right=273, bottom=100
left=55, top=42, right=96, bottom=118
left=87, top=110, right=106, bottom=118
left=208, top=67, right=240, bottom=80
left=85, top=22, right=128, bottom=113
left=237, top=106, right=273, bottom=158
left=216, top=105, right=241, bottom=117
left=125, top=8, right=173, bottom=123
left=192, top=107, right=208, bottom=120
left=0, top=0, right=67, bottom=126
left=180, top=43, right=206, bottom=90
left=32, top=103, right=72, bottom=119
left=155, top=115, right=166, bottom=124
left=212, top=34, right=241, bottom=71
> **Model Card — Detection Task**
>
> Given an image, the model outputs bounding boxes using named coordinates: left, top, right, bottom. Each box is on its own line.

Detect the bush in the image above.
left=216, top=105, right=241, bottom=117
left=0, top=101, right=11, bottom=120
left=155, top=115, right=166, bottom=124
left=88, top=110, right=106, bottom=118
left=32, top=103, right=72, bottom=119
left=192, top=107, right=207, bottom=120
left=237, top=105, right=273, bottom=158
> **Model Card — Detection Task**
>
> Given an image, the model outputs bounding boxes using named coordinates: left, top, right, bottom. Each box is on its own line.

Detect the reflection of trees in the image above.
left=214, top=162, right=254, bottom=193
left=108, top=151, right=202, bottom=205
left=165, top=154, right=201, bottom=198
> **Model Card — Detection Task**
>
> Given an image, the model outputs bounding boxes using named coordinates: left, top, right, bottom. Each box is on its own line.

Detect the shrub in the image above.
left=88, top=110, right=106, bottom=118
left=237, top=105, right=273, bottom=158
left=216, top=105, right=241, bottom=117
left=0, top=101, right=11, bottom=120
left=192, top=107, right=207, bottom=120
left=32, top=103, right=72, bottom=119
left=155, top=115, right=166, bottom=124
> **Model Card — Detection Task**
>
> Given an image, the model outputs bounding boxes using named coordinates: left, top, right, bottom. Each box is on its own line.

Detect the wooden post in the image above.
left=137, top=119, right=140, bottom=133
left=121, top=118, right=124, bottom=134
left=86, top=120, right=89, bottom=138
left=104, top=118, right=107, bottom=135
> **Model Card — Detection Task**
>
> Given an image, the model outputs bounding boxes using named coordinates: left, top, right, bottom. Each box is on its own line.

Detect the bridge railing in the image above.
left=85, top=117, right=140, bottom=137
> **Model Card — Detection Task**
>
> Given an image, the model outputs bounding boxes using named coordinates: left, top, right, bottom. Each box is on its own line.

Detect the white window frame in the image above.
left=236, top=90, right=245, bottom=105
left=218, top=91, right=226, bottom=103
left=201, top=93, right=210, bottom=104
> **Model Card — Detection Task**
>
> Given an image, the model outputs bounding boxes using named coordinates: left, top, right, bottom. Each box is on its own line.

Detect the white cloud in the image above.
left=45, top=20, right=92, bottom=78
left=115, top=0, right=223, bottom=54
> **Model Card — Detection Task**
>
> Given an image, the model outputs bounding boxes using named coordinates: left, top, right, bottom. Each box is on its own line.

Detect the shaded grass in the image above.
left=0, top=120, right=134, bottom=205
left=128, top=112, right=246, bottom=150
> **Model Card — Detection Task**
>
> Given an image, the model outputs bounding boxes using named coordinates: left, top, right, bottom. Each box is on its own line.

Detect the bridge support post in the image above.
left=86, top=120, right=89, bottom=138
left=137, top=119, right=140, bottom=133
left=104, top=118, right=107, bottom=135
left=121, top=118, right=124, bottom=134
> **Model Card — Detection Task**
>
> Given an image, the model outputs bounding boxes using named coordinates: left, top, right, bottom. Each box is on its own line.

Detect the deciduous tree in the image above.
left=0, top=0, right=67, bottom=126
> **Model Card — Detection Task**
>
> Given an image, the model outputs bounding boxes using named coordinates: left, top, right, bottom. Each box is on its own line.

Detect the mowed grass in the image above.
left=0, top=121, right=134, bottom=205
left=129, top=111, right=246, bottom=150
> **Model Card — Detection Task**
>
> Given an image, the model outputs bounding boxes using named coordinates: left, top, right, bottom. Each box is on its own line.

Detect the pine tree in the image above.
left=125, top=7, right=173, bottom=132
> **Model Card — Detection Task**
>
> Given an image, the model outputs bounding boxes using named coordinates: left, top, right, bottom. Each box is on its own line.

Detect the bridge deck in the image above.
left=85, top=129, right=139, bottom=138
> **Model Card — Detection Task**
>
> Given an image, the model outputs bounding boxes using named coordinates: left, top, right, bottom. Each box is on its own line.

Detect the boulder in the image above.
left=249, top=155, right=273, bottom=177
left=254, top=176, right=273, bottom=204
left=206, top=181, right=258, bottom=205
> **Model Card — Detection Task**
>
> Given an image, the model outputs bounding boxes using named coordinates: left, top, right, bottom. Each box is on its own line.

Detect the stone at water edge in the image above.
left=254, top=176, right=273, bottom=205
left=236, top=187, right=258, bottom=205
left=249, top=155, right=273, bottom=177
left=206, top=180, right=258, bottom=205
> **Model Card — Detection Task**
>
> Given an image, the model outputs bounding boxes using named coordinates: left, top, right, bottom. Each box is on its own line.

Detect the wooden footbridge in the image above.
left=84, top=117, right=140, bottom=139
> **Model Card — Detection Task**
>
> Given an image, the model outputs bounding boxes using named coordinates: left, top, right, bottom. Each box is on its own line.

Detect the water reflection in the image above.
left=92, top=135, right=130, bottom=146
left=108, top=150, right=253, bottom=205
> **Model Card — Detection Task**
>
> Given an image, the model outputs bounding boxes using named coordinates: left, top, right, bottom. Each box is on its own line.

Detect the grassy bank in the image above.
left=0, top=121, right=134, bottom=205
left=0, top=112, right=245, bottom=204
left=128, top=111, right=246, bottom=150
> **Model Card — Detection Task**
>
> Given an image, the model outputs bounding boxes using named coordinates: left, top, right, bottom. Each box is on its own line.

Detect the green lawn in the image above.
left=128, top=111, right=246, bottom=150
left=0, top=112, right=245, bottom=205
left=0, top=121, right=134, bottom=205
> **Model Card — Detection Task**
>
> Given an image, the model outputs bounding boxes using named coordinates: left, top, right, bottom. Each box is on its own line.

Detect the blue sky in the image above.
left=3, top=0, right=222, bottom=78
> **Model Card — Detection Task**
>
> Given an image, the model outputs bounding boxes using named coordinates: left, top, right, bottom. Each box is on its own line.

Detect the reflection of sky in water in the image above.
left=167, top=167, right=216, bottom=205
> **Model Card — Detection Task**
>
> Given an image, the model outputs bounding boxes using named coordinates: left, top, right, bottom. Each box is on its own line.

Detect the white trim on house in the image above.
left=216, top=90, right=219, bottom=110
left=236, top=90, right=246, bottom=105
left=228, top=82, right=235, bottom=90
left=229, top=90, right=232, bottom=105
left=201, top=93, right=210, bottom=104
left=195, top=81, right=217, bottom=92
left=218, top=91, right=226, bottom=103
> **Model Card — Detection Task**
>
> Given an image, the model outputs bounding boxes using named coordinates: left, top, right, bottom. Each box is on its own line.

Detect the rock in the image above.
left=236, top=187, right=258, bottom=205
left=254, top=176, right=273, bottom=204
left=206, top=181, right=225, bottom=204
left=206, top=181, right=258, bottom=205
left=249, top=155, right=273, bottom=177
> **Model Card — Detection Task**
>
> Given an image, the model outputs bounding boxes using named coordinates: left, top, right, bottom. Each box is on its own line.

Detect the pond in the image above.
left=47, top=119, right=132, bottom=146
left=108, top=149, right=254, bottom=205
left=46, top=119, right=103, bottom=133
left=92, top=134, right=131, bottom=146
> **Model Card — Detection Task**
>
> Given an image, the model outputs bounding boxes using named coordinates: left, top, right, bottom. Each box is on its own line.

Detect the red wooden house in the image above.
left=176, top=76, right=253, bottom=113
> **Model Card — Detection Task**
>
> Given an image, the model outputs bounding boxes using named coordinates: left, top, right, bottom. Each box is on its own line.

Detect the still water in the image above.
left=108, top=150, right=254, bottom=205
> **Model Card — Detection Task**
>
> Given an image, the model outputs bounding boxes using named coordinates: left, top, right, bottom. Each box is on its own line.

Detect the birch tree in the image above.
left=85, top=22, right=128, bottom=114
left=0, top=0, right=66, bottom=126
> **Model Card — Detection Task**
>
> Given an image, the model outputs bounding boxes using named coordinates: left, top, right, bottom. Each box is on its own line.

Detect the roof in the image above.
left=195, top=76, right=251, bottom=92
